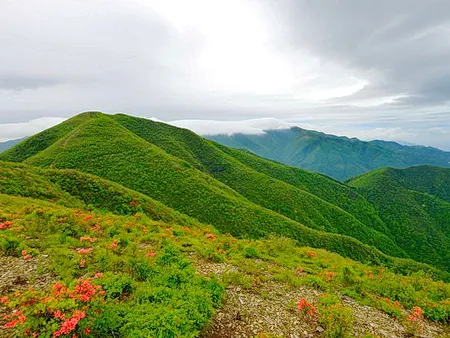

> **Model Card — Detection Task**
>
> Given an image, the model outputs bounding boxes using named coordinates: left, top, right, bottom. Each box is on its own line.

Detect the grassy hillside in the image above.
left=1, top=191, right=450, bottom=337
left=0, top=112, right=101, bottom=162
left=112, top=114, right=401, bottom=255
left=0, top=161, right=196, bottom=226
left=14, top=116, right=408, bottom=266
left=2, top=112, right=450, bottom=272
left=208, top=127, right=450, bottom=181
left=349, top=167, right=450, bottom=271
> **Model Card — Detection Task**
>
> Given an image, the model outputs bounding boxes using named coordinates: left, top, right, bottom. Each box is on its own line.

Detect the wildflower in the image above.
left=4, top=319, right=19, bottom=328
left=324, top=271, right=337, bottom=281
left=296, top=266, right=304, bottom=272
left=77, top=248, right=93, bottom=254
left=84, top=328, right=91, bottom=334
left=21, top=249, right=28, bottom=256
left=53, top=282, right=67, bottom=297
left=23, top=254, right=32, bottom=260
left=0, top=221, right=13, bottom=230
left=109, top=240, right=118, bottom=249
left=53, top=310, right=66, bottom=320
left=0, top=296, right=8, bottom=304
left=205, top=233, right=217, bottom=241
left=80, top=236, right=97, bottom=243
left=83, top=215, right=93, bottom=221
left=305, top=251, right=317, bottom=258
left=146, top=251, right=155, bottom=257
left=94, top=272, right=103, bottom=278
left=53, top=310, right=86, bottom=337
left=297, top=298, right=317, bottom=317
left=79, top=259, right=86, bottom=268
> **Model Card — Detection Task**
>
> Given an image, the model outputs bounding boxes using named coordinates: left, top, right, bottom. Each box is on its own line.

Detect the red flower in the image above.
left=53, top=310, right=86, bottom=337
left=77, top=248, right=93, bottom=254
left=23, top=254, right=33, bottom=260
left=21, top=249, right=28, bottom=256
left=0, top=221, right=13, bottom=230
left=0, top=296, right=8, bottom=304
left=109, top=240, right=118, bottom=249
left=80, top=259, right=86, bottom=268
left=297, top=298, right=317, bottom=317
left=146, top=251, right=155, bottom=257
left=94, top=272, right=103, bottom=278
left=4, top=319, right=19, bottom=328
left=205, top=233, right=217, bottom=241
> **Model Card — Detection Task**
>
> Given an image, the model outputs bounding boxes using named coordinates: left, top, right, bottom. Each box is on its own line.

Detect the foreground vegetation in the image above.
left=1, top=193, right=450, bottom=337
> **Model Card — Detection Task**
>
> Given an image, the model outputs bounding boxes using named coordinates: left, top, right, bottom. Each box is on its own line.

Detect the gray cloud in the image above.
left=0, top=0, right=449, bottom=150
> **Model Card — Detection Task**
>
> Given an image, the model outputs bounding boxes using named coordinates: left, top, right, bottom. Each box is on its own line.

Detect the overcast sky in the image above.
left=1, top=0, right=450, bottom=150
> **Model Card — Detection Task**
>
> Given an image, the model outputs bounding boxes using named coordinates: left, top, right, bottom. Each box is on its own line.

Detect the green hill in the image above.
left=348, top=166, right=450, bottom=270
left=0, top=113, right=408, bottom=263
left=2, top=112, right=450, bottom=273
left=208, top=127, right=450, bottom=181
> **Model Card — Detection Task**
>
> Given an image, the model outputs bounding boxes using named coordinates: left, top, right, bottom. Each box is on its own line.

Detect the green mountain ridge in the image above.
left=208, top=127, right=450, bottom=181
left=1, top=112, right=449, bottom=273
left=348, top=166, right=450, bottom=270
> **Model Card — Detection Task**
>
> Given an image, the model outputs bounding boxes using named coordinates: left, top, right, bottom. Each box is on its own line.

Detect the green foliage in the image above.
left=1, top=112, right=443, bottom=274
left=349, top=166, right=450, bottom=271
left=317, top=294, right=354, bottom=338
left=208, top=127, right=450, bottom=181
left=0, top=194, right=224, bottom=337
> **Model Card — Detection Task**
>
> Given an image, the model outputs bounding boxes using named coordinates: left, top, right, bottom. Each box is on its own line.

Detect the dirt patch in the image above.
left=195, top=259, right=446, bottom=338
left=0, top=255, right=54, bottom=337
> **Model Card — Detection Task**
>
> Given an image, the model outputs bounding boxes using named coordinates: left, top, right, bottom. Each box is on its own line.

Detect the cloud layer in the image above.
left=0, top=0, right=449, bottom=149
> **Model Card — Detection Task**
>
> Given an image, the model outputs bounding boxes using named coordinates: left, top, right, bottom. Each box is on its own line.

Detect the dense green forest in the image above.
left=208, top=127, right=450, bottom=181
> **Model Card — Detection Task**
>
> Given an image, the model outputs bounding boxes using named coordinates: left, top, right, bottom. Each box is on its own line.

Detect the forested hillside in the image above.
left=208, top=127, right=450, bottom=181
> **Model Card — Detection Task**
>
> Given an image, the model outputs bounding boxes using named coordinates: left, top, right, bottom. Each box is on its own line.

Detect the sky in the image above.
left=1, top=0, right=450, bottom=150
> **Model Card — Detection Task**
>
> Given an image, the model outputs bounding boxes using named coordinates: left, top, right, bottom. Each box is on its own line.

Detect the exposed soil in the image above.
left=195, top=259, right=446, bottom=338
left=0, top=255, right=54, bottom=338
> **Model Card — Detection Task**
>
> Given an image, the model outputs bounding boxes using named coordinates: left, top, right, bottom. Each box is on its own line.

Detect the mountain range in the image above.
left=1, top=112, right=450, bottom=273
left=1, top=112, right=450, bottom=336
left=208, top=127, right=450, bottom=181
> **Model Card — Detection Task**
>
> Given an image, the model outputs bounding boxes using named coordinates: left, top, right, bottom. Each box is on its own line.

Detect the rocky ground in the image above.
left=0, top=255, right=54, bottom=338
left=195, top=259, right=447, bottom=338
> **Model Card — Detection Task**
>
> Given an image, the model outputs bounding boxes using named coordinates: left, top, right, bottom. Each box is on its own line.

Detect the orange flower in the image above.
left=77, top=248, right=93, bottom=254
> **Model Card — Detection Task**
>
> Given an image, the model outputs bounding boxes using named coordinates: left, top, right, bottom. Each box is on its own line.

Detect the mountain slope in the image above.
left=348, top=166, right=450, bottom=270
left=2, top=112, right=450, bottom=272
left=112, top=114, right=399, bottom=253
left=208, top=127, right=450, bottom=181
left=1, top=192, right=450, bottom=337
left=0, top=113, right=419, bottom=265
left=18, top=115, right=405, bottom=263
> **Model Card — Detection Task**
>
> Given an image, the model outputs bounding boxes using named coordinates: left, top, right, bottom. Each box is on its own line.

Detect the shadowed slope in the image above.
left=349, top=167, right=450, bottom=270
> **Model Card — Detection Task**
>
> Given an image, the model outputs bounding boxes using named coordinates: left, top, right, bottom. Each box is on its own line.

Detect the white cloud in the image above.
left=0, top=117, right=66, bottom=142
left=169, top=118, right=292, bottom=136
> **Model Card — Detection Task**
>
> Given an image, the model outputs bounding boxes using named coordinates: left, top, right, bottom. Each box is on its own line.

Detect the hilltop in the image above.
left=2, top=112, right=450, bottom=273
left=0, top=113, right=422, bottom=268
left=207, top=127, right=450, bottom=181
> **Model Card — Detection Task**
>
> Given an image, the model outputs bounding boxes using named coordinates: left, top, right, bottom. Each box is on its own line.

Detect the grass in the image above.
left=1, top=193, right=450, bottom=337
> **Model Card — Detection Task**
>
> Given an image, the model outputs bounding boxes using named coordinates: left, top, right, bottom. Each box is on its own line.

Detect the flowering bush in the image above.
left=405, top=306, right=424, bottom=335
left=2, top=278, right=104, bottom=337
left=297, top=298, right=317, bottom=318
